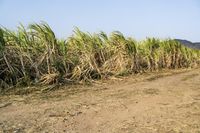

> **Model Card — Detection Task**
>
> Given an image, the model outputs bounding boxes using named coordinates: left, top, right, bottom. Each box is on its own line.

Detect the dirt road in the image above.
left=0, top=69, right=200, bottom=133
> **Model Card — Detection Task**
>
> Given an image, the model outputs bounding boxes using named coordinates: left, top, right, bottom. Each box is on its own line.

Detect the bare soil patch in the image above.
left=0, top=69, right=200, bottom=133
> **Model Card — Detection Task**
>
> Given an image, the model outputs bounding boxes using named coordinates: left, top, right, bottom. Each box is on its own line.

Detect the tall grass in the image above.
left=0, top=22, right=200, bottom=89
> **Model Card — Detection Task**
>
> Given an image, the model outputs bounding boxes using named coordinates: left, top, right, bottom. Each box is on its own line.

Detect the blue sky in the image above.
left=0, top=0, right=200, bottom=41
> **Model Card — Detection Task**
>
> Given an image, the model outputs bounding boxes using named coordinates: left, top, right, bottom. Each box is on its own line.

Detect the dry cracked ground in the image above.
left=0, top=68, right=200, bottom=133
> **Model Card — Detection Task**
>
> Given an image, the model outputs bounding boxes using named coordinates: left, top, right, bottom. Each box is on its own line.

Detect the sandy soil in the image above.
left=0, top=69, right=200, bottom=133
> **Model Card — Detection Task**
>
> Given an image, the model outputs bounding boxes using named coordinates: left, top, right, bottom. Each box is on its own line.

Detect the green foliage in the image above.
left=0, top=22, right=200, bottom=89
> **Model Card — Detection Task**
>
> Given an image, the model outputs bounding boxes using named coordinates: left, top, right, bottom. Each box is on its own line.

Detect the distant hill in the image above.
left=175, top=39, right=200, bottom=49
